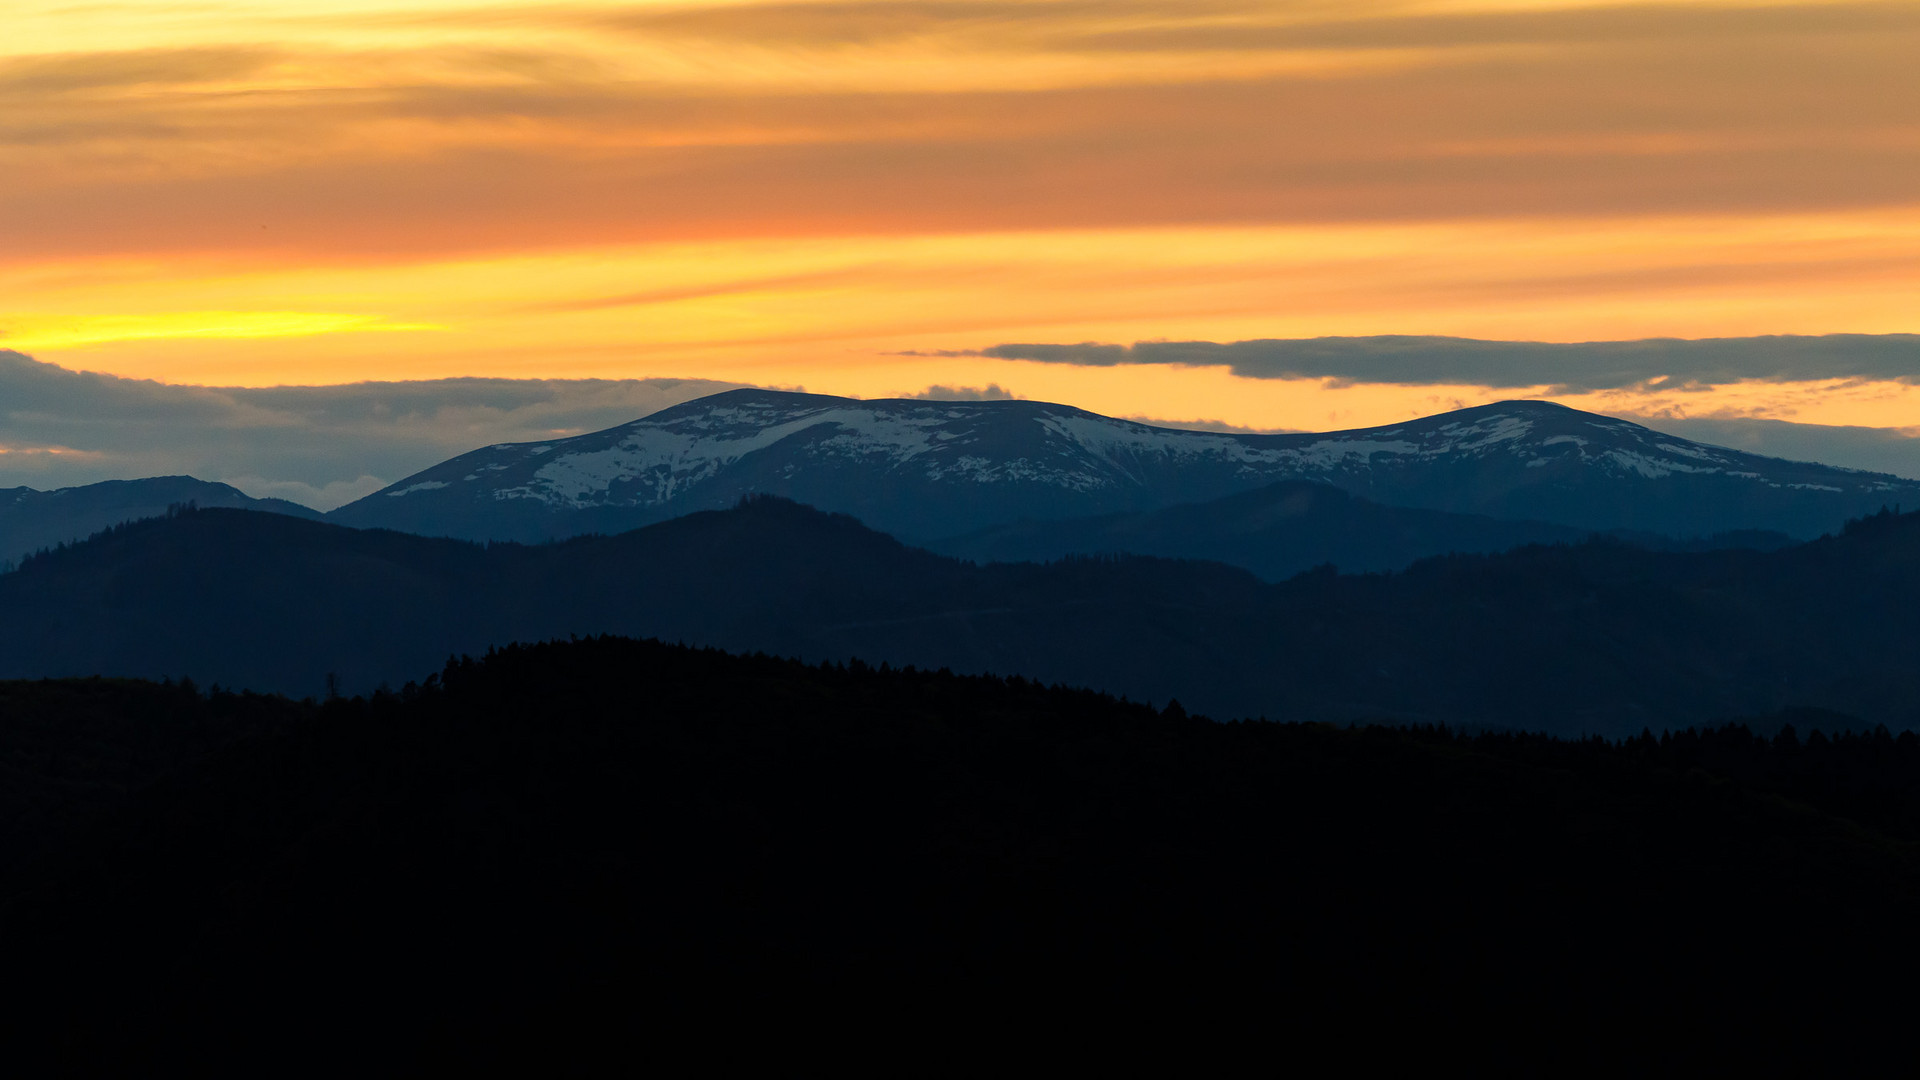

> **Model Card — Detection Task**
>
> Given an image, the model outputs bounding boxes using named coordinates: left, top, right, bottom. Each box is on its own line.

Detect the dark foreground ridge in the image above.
left=7, top=498, right=1920, bottom=734
left=6, top=636, right=1920, bottom=1063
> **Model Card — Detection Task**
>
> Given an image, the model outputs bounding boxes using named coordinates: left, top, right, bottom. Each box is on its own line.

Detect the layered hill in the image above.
left=327, top=389, right=1920, bottom=542
left=9, top=499, right=1920, bottom=735
left=1, top=476, right=320, bottom=569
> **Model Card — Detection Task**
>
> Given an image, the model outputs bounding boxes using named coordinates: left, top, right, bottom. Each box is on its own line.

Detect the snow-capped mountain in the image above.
left=326, top=389, right=1920, bottom=542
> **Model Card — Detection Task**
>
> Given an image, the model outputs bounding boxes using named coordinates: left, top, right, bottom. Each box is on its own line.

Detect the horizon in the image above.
left=5, top=0, right=1919, bottom=479
left=7, top=342, right=1920, bottom=509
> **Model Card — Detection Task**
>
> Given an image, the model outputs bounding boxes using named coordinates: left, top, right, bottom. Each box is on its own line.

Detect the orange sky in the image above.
left=5, top=0, right=1919, bottom=431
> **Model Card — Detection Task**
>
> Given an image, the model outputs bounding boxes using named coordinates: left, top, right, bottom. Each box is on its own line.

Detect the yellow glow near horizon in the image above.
left=4, top=0, right=1919, bottom=431
left=0, top=311, right=443, bottom=351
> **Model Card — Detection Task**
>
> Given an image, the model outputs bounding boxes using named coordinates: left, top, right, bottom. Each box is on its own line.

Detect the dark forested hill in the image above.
left=5, top=500, right=1920, bottom=734
left=932, top=479, right=1610, bottom=580
left=6, top=639, right=1920, bottom=1065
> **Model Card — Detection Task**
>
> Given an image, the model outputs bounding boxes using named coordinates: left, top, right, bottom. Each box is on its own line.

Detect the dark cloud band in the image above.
left=0, top=351, right=745, bottom=509
left=977, top=334, right=1920, bottom=393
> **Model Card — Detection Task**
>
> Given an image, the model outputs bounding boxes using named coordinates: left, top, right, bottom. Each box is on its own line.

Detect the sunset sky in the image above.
left=4, top=0, right=1920, bottom=502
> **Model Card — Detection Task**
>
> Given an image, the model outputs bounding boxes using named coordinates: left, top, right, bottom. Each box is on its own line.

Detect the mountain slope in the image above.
left=9, top=500, right=1920, bottom=734
left=931, top=480, right=1602, bottom=580
left=1, top=476, right=321, bottom=569
left=327, top=389, right=1920, bottom=542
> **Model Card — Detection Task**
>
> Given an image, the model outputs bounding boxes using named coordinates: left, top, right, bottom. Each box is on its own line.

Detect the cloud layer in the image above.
left=978, top=335, right=1920, bottom=394
left=5, top=1, right=1919, bottom=397
left=7, top=1, right=1919, bottom=260
left=0, top=351, right=744, bottom=509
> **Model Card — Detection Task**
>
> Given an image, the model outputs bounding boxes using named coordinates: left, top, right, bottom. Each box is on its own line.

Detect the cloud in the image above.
left=0, top=351, right=746, bottom=510
left=609, top=1, right=1920, bottom=55
left=904, top=383, right=1017, bottom=401
left=8, top=2, right=1920, bottom=264
left=601, top=1, right=1259, bottom=49
left=1069, top=2, right=1920, bottom=52
left=0, top=46, right=279, bottom=96
left=977, top=335, right=1920, bottom=394
left=526, top=268, right=882, bottom=314
left=1125, top=416, right=1298, bottom=435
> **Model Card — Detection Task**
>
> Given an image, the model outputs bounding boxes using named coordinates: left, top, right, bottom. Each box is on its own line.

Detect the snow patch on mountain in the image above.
left=387, top=480, right=450, bottom=497
left=1432, top=415, right=1534, bottom=453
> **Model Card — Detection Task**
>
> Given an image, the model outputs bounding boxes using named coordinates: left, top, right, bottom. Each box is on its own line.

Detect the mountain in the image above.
left=326, top=389, right=1920, bottom=542
left=932, top=480, right=1796, bottom=581
left=933, top=479, right=1616, bottom=580
left=0, top=476, right=321, bottom=570
left=9, top=499, right=1920, bottom=735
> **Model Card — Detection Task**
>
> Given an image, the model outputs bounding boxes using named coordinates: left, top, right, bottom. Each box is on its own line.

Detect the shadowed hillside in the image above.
left=929, top=478, right=1794, bottom=580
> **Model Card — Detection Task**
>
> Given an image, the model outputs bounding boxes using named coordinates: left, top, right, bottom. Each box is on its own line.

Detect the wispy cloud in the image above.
left=903, top=383, right=1017, bottom=401
left=3, top=0, right=1918, bottom=403
left=0, top=45, right=280, bottom=94
left=525, top=268, right=882, bottom=314
left=6, top=1, right=1919, bottom=262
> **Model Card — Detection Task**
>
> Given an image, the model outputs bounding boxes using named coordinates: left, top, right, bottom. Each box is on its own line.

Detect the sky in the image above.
left=4, top=0, right=1919, bottom=504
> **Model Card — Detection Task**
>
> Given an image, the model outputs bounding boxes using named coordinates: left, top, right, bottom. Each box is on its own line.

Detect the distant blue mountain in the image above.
left=327, top=390, right=1920, bottom=542
left=1, top=477, right=319, bottom=570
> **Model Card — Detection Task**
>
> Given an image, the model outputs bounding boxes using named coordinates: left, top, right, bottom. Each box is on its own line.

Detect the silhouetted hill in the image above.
left=7, top=639, right=1920, bottom=1065
left=0, top=677, right=298, bottom=879
left=6, top=499, right=1920, bottom=735
left=329, top=389, right=1920, bottom=542
left=1, top=476, right=319, bottom=569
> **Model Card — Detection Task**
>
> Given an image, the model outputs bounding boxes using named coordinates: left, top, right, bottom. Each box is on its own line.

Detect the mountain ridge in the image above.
left=326, top=389, right=1920, bottom=542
